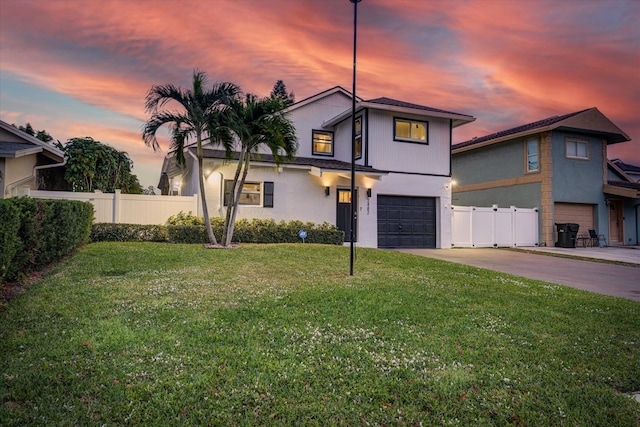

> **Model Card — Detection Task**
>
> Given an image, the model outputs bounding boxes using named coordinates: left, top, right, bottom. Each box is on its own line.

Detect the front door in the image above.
left=337, top=189, right=357, bottom=242
left=609, top=200, right=623, bottom=245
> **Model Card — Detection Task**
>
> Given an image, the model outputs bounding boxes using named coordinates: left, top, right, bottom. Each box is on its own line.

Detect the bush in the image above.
left=167, top=225, right=208, bottom=244
left=166, top=211, right=204, bottom=226
left=91, top=218, right=344, bottom=245
left=0, top=197, right=93, bottom=283
left=90, top=223, right=169, bottom=242
left=0, top=201, right=22, bottom=283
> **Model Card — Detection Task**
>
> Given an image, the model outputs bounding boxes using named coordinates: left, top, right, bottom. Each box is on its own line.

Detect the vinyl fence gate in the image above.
left=451, top=205, right=539, bottom=248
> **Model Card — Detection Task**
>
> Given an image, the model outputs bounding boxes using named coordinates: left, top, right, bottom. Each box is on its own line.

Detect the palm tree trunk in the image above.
left=221, top=148, right=246, bottom=246
left=197, top=135, right=217, bottom=245
left=225, top=154, right=250, bottom=247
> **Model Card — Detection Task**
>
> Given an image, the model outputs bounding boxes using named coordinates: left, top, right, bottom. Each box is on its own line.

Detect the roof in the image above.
left=284, top=86, right=358, bottom=112
left=366, top=97, right=474, bottom=119
left=0, top=141, right=44, bottom=158
left=322, top=96, right=475, bottom=129
left=197, top=148, right=387, bottom=177
left=0, top=120, right=65, bottom=161
left=611, top=159, right=640, bottom=173
left=604, top=180, right=640, bottom=199
left=453, top=108, right=630, bottom=152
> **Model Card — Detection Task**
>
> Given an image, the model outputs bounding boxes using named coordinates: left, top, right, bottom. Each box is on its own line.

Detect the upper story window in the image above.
left=312, top=130, right=333, bottom=156
left=394, top=117, right=428, bottom=144
left=526, top=138, right=539, bottom=173
left=354, top=117, right=362, bottom=159
left=565, top=138, right=589, bottom=160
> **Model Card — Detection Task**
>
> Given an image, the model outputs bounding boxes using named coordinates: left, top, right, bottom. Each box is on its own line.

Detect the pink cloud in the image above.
left=1, top=0, right=638, bottom=185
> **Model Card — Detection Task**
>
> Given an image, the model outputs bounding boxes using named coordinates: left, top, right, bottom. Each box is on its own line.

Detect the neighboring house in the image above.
left=0, top=120, right=67, bottom=198
left=160, top=86, right=476, bottom=248
left=611, top=158, right=640, bottom=183
left=451, top=108, right=639, bottom=246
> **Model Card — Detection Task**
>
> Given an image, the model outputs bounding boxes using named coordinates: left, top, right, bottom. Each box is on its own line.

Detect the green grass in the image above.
left=1, top=242, right=639, bottom=426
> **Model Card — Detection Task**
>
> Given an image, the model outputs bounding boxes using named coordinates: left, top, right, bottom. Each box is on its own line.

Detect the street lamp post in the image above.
left=349, top=0, right=361, bottom=276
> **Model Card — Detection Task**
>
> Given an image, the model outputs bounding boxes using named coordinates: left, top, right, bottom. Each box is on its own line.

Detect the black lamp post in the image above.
left=349, top=0, right=361, bottom=276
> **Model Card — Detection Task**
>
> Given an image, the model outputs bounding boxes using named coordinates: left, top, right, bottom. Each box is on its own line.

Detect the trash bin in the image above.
left=555, top=223, right=579, bottom=248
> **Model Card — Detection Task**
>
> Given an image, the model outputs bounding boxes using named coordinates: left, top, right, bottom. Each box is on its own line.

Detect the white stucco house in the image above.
left=159, top=86, right=476, bottom=248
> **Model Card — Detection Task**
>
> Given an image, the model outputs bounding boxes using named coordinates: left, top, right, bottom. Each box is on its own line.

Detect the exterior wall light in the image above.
left=366, top=188, right=372, bottom=198
left=325, top=186, right=330, bottom=196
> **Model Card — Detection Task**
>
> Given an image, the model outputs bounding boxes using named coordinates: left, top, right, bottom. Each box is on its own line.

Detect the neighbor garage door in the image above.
left=554, top=202, right=595, bottom=236
left=377, top=195, right=436, bottom=248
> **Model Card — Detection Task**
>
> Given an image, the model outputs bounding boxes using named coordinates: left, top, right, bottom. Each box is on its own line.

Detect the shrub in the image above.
left=0, top=197, right=93, bottom=283
left=166, top=211, right=204, bottom=226
left=91, top=218, right=344, bottom=245
left=0, top=200, right=22, bottom=283
left=90, top=223, right=168, bottom=242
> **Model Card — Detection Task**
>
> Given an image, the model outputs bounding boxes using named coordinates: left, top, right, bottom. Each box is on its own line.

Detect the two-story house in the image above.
left=160, top=86, right=476, bottom=248
left=451, top=108, right=638, bottom=246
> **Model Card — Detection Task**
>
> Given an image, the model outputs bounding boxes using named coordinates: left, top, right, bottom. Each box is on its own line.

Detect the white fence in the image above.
left=452, top=205, right=539, bottom=248
left=25, top=189, right=198, bottom=224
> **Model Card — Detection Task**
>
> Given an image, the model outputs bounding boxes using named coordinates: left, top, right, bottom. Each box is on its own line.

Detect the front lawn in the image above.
left=1, top=243, right=639, bottom=426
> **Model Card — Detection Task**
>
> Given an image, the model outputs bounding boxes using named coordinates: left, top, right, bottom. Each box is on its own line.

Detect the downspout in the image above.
left=218, top=172, right=224, bottom=216
left=5, top=158, right=67, bottom=197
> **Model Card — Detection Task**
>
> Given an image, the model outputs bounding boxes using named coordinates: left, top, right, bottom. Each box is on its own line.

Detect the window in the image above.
left=224, top=180, right=274, bottom=207
left=354, top=117, right=362, bottom=159
left=565, top=138, right=588, bottom=159
left=526, top=138, right=539, bottom=173
left=394, top=118, right=428, bottom=144
left=312, top=130, right=333, bottom=156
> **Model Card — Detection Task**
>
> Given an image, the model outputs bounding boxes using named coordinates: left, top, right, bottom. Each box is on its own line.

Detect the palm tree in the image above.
left=142, top=71, right=239, bottom=245
left=221, top=94, right=298, bottom=246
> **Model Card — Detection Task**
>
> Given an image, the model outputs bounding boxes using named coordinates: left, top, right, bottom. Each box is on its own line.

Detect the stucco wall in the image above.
left=550, top=131, right=609, bottom=240
left=452, top=139, right=529, bottom=185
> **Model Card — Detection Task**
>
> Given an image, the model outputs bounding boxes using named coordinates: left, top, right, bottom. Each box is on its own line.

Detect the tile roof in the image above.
left=199, top=148, right=386, bottom=174
left=453, top=109, right=590, bottom=150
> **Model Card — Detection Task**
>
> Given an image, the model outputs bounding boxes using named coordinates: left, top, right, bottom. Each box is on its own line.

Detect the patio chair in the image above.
left=588, top=229, right=607, bottom=247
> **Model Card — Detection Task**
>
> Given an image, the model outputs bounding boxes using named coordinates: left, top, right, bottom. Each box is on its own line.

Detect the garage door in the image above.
left=377, top=195, right=436, bottom=248
left=554, top=203, right=595, bottom=236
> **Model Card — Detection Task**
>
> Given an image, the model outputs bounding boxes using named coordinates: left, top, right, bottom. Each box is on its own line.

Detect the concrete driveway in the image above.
left=398, top=247, right=640, bottom=302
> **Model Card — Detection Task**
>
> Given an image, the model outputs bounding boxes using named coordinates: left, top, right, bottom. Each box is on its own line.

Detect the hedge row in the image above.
left=91, top=218, right=344, bottom=245
left=0, top=197, right=94, bottom=283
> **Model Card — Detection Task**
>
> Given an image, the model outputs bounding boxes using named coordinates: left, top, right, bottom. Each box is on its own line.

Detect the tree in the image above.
left=221, top=94, right=298, bottom=246
left=61, top=137, right=142, bottom=193
left=16, top=122, right=54, bottom=143
left=142, top=71, right=240, bottom=246
left=19, top=122, right=35, bottom=136
left=270, top=80, right=295, bottom=106
left=142, top=186, right=157, bottom=195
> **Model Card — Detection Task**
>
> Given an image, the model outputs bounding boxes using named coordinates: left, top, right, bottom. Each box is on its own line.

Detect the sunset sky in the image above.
left=1, top=0, right=638, bottom=188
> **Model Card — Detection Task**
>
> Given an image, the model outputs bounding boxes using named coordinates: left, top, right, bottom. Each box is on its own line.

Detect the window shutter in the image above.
left=223, top=180, right=234, bottom=206
left=264, top=181, right=274, bottom=208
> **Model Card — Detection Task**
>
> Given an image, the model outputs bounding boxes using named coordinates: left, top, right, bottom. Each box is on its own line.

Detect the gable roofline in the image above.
left=0, top=119, right=65, bottom=161
left=322, top=96, right=476, bottom=128
left=283, top=86, right=360, bottom=113
left=608, top=160, right=636, bottom=183
left=452, top=108, right=630, bottom=153
left=611, top=158, right=640, bottom=174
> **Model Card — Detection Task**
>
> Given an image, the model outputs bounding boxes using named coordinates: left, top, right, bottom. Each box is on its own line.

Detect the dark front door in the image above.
left=377, top=195, right=436, bottom=248
left=337, top=189, right=357, bottom=242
